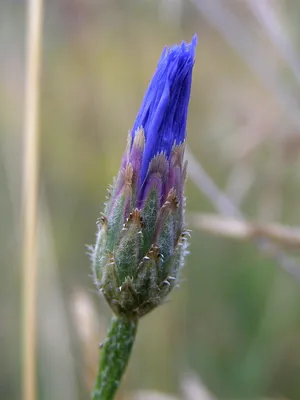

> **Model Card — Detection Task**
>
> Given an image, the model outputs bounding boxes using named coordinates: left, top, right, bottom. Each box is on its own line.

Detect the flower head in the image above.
left=92, top=36, right=196, bottom=318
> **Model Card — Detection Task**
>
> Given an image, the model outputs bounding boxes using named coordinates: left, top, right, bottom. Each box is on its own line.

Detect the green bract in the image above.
left=91, top=38, right=196, bottom=319
left=92, top=129, right=189, bottom=318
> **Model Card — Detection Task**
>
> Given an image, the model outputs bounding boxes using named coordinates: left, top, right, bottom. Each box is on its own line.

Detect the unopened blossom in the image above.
left=92, top=36, right=197, bottom=318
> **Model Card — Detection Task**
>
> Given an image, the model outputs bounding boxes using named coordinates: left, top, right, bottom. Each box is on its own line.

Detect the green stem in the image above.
left=92, top=315, right=138, bottom=400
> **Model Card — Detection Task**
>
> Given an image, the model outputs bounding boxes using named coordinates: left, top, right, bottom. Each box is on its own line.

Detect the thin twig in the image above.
left=225, top=163, right=255, bottom=208
left=190, top=0, right=300, bottom=130
left=189, top=212, right=300, bottom=249
left=248, top=0, right=300, bottom=85
left=186, top=148, right=300, bottom=281
left=22, top=0, right=43, bottom=399
left=186, top=148, right=243, bottom=219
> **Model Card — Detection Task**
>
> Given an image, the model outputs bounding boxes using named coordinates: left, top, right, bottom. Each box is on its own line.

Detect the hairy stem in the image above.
left=92, top=315, right=138, bottom=400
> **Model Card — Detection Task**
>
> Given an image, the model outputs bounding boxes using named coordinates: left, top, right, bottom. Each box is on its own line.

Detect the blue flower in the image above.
left=132, top=35, right=197, bottom=183
left=92, top=36, right=196, bottom=318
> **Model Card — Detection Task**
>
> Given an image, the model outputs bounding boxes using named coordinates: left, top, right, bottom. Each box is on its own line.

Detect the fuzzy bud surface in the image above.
left=92, top=36, right=196, bottom=318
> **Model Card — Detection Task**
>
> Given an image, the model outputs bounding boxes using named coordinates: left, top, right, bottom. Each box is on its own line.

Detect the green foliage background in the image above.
left=2, top=0, right=300, bottom=399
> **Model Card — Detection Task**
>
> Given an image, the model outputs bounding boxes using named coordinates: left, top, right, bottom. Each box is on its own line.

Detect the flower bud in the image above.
left=92, top=36, right=196, bottom=318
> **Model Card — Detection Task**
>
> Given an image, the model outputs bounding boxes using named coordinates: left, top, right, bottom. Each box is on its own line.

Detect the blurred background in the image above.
left=2, top=0, right=300, bottom=399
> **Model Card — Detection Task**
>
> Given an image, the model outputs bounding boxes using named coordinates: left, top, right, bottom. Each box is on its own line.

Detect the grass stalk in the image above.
left=22, top=0, right=43, bottom=399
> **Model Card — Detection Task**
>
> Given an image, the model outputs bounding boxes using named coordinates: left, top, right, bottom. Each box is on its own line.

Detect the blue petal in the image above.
left=131, top=35, right=197, bottom=183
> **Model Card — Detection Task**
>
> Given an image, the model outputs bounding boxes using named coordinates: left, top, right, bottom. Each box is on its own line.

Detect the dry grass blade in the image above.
left=248, top=0, right=300, bottom=85
left=22, top=0, right=43, bottom=399
left=37, top=200, right=78, bottom=400
left=186, top=148, right=300, bottom=281
left=189, top=213, right=300, bottom=249
left=130, top=391, right=179, bottom=400
left=181, top=373, right=216, bottom=400
left=190, top=0, right=300, bottom=130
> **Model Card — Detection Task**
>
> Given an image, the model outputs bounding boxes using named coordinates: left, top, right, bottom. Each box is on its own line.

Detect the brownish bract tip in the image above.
left=124, top=163, right=133, bottom=188
left=148, top=153, right=169, bottom=178
left=128, top=208, right=143, bottom=229
left=133, top=128, right=145, bottom=150
left=171, top=142, right=185, bottom=167
left=148, top=244, right=161, bottom=263
left=164, top=188, right=179, bottom=212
